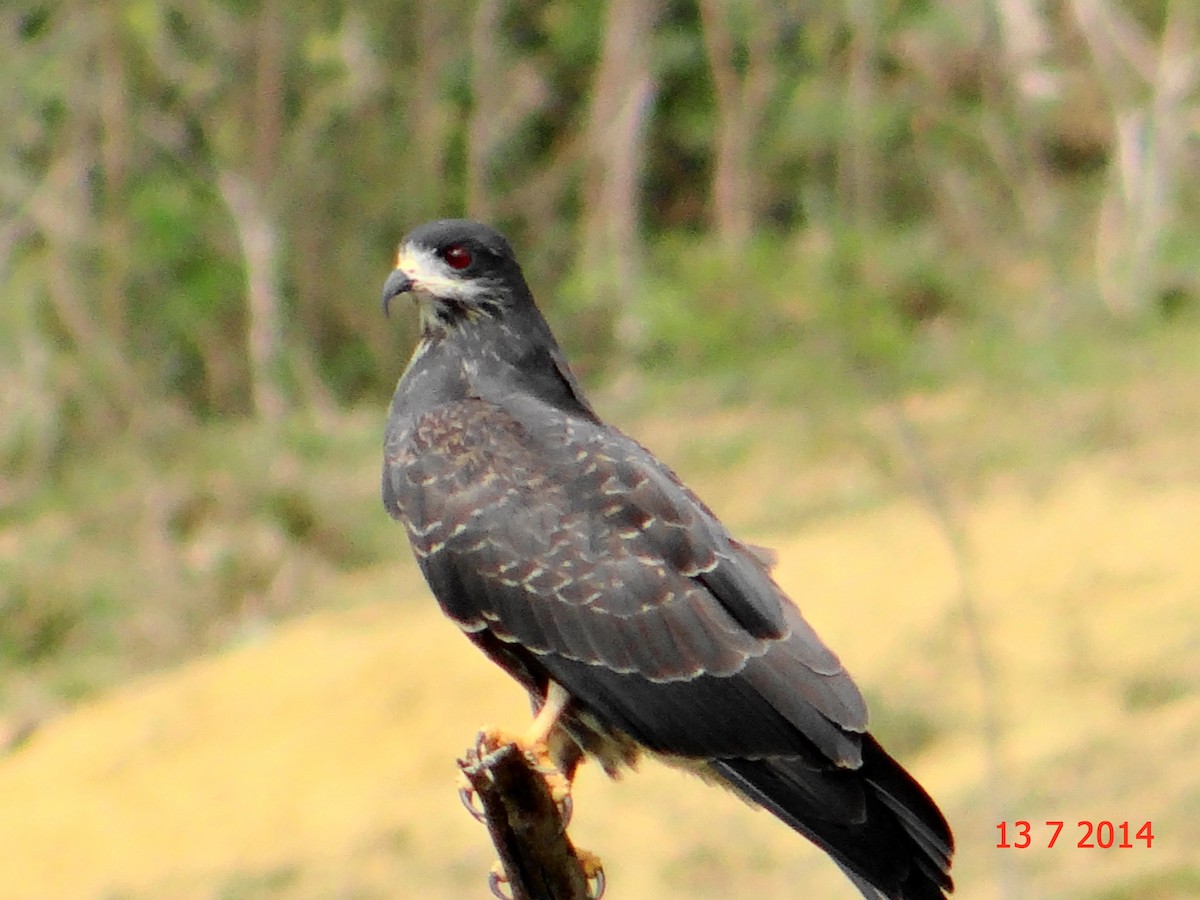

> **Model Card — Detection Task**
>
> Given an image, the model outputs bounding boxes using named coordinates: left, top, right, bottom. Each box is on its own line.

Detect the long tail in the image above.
left=712, top=736, right=953, bottom=899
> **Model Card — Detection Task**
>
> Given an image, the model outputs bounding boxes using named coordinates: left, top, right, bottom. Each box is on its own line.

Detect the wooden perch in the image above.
left=458, top=736, right=599, bottom=900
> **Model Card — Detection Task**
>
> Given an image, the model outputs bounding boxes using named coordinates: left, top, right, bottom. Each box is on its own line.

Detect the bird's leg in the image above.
left=524, top=680, right=571, bottom=751
left=521, top=681, right=573, bottom=805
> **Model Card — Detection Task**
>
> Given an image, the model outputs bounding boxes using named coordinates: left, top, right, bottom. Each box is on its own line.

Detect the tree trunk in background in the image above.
left=254, top=0, right=284, bottom=191
left=579, top=0, right=658, bottom=353
left=1073, top=0, right=1198, bottom=316
left=841, top=0, right=881, bottom=229
left=32, top=3, right=143, bottom=428
left=979, top=0, right=1058, bottom=256
left=698, top=0, right=778, bottom=251
left=220, top=0, right=287, bottom=422
left=467, top=0, right=504, bottom=222
left=97, top=3, right=131, bottom=352
left=990, top=0, right=1054, bottom=101
left=466, top=0, right=550, bottom=223
left=219, top=170, right=285, bottom=423
left=35, top=154, right=142, bottom=426
left=412, top=3, right=456, bottom=214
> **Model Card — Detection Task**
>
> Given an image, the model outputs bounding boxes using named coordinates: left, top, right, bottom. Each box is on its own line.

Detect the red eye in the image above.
left=441, top=244, right=472, bottom=270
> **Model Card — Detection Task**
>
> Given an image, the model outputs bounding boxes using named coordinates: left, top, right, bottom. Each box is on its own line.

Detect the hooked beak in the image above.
left=380, top=269, right=414, bottom=316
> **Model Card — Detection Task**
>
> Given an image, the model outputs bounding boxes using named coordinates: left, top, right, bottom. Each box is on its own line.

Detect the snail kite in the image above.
left=380, top=219, right=953, bottom=899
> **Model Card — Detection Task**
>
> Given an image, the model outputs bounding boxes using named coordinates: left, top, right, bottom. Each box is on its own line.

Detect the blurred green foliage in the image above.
left=2, top=0, right=1197, bottom=472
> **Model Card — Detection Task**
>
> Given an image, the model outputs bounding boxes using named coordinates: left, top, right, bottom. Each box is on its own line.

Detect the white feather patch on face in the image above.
left=394, top=242, right=498, bottom=306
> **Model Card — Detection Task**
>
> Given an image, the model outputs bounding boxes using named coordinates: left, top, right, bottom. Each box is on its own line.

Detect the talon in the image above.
left=458, top=780, right=487, bottom=823
left=488, top=862, right=512, bottom=900
left=559, top=791, right=573, bottom=828
left=589, top=865, right=606, bottom=900
left=477, top=725, right=505, bottom=758
left=577, top=848, right=606, bottom=899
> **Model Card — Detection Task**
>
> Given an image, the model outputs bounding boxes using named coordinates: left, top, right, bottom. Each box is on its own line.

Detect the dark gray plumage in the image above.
left=380, top=219, right=953, bottom=899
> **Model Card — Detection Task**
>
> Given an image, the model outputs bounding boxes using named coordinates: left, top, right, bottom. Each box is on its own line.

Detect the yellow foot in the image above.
left=461, top=724, right=576, bottom=827
left=474, top=723, right=574, bottom=819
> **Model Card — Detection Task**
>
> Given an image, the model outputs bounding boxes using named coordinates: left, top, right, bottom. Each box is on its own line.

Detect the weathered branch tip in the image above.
left=457, top=733, right=602, bottom=900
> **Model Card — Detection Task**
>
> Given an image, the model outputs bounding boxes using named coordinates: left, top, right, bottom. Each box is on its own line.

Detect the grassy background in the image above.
left=5, top=4, right=1200, bottom=895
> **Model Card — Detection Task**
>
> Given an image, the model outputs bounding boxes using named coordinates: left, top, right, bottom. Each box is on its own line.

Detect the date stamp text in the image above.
left=995, top=820, right=1153, bottom=849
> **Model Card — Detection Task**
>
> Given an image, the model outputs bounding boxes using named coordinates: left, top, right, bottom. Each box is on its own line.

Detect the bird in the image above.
left=379, top=218, right=954, bottom=899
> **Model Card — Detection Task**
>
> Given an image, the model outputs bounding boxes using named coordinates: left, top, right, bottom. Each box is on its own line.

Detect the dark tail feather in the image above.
left=712, top=736, right=953, bottom=899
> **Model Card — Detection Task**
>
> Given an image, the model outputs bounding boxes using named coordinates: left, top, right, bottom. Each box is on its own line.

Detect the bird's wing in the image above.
left=384, top=396, right=867, bottom=766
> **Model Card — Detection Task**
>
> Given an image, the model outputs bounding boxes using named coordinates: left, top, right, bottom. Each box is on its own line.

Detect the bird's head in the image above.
left=381, top=219, right=529, bottom=334
left=381, top=218, right=599, bottom=422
